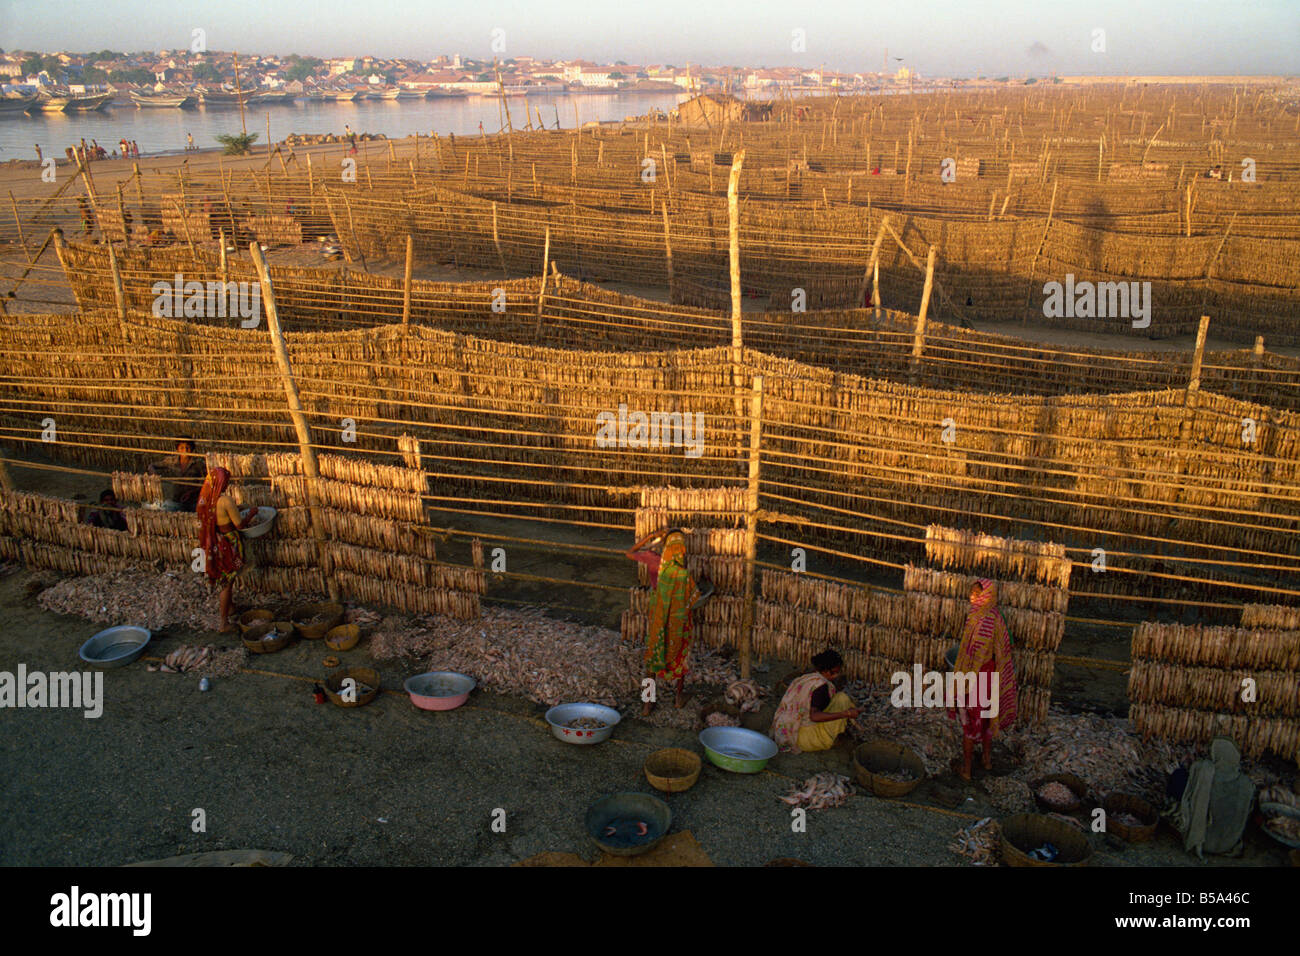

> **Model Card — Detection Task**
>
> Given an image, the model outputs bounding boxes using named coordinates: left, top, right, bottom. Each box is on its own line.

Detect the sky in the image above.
left=1, top=0, right=1298, bottom=76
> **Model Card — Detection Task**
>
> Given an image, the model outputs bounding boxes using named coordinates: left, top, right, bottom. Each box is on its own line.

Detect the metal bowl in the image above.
left=1261, top=803, right=1300, bottom=849
left=404, top=671, right=476, bottom=711
left=699, top=726, right=778, bottom=773
left=544, top=702, right=622, bottom=744
left=241, top=506, right=278, bottom=539
left=79, top=625, right=151, bottom=668
left=585, top=791, right=672, bottom=857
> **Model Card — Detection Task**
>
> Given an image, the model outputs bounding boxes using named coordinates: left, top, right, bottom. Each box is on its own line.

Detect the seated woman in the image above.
left=197, top=467, right=257, bottom=633
left=1170, top=736, right=1255, bottom=860
left=770, top=649, right=861, bottom=754
left=83, top=489, right=127, bottom=531
left=947, top=579, right=1018, bottom=780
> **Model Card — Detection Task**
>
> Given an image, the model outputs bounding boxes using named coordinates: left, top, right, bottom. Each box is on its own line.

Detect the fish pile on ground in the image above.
left=780, top=773, right=853, bottom=811
left=983, top=777, right=1034, bottom=813
left=724, top=679, right=765, bottom=712
left=38, top=570, right=220, bottom=631
left=146, top=642, right=246, bottom=677
left=344, top=604, right=383, bottom=627
left=848, top=690, right=960, bottom=776
left=706, top=711, right=741, bottom=727
left=644, top=704, right=704, bottom=731
left=950, top=817, right=1001, bottom=866
left=1003, top=709, right=1186, bottom=802
left=690, top=649, right=741, bottom=687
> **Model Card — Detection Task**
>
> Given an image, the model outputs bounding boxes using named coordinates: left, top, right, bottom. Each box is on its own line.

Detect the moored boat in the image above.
left=130, top=90, right=195, bottom=108
left=0, top=91, right=40, bottom=113
left=64, top=91, right=114, bottom=111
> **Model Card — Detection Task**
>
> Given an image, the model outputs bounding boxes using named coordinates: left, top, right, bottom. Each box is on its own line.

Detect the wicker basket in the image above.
left=325, top=623, right=361, bottom=651
left=1104, top=793, right=1158, bottom=842
left=289, top=602, right=344, bottom=640
left=1031, top=773, right=1089, bottom=813
left=242, top=620, right=296, bottom=655
left=324, top=666, right=380, bottom=708
left=852, top=738, right=926, bottom=798
left=644, top=748, right=702, bottom=794
left=237, top=608, right=274, bottom=634
left=1000, top=813, right=1092, bottom=867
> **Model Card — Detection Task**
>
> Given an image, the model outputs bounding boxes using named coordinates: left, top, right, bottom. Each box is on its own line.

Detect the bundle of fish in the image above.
left=706, top=711, right=741, bottom=727
left=345, top=604, right=383, bottom=627
left=949, top=817, right=1000, bottom=866
left=1240, top=604, right=1300, bottom=631
left=779, top=773, right=853, bottom=811
left=147, top=643, right=244, bottom=675
left=984, top=777, right=1034, bottom=813
left=724, top=679, right=765, bottom=712
left=924, top=525, right=1071, bottom=588
left=111, top=471, right=164, bottom=504
left=1132, top=621, right=1300, bottom=671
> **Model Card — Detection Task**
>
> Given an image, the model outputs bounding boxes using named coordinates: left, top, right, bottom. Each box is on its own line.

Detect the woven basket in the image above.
left=237, top=608, right=274, bottom=634
left=324, top=623, right=361, bottom=651
left=1104, top=793, right=1158, bottom=842
left=644, top=748, right=702, bottom=794
left=324, top=666, right=380, bottom=708
left=1031, top=773, right=1089, bottom=813
left=289, top=602, right=344, bottom=640
left=852, top=738, right=926, bottom=798
left=1000, top=813, right=1092, bottom=867
left=242, top=620, right=296, bottom=655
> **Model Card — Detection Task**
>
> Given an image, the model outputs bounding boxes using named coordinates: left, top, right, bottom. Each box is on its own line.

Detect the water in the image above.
left=0, top=91, right=689, bottom=161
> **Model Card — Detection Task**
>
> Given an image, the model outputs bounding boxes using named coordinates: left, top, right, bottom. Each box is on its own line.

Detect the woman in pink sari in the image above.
left=196, top=467, right=257, bottom=633
left=948, top=579, right=1018, bottom=780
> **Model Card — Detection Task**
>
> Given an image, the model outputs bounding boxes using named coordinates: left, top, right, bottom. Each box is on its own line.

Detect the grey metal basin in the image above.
left=545, top=702, right=622, bottom=744
left=585, top=791, right=672, bottom=856
left=79, top=626, right=151, bottom=668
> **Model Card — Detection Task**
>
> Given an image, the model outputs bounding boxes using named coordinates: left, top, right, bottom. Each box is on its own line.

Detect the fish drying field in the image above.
left=1, top=83, right=1298, bottom=866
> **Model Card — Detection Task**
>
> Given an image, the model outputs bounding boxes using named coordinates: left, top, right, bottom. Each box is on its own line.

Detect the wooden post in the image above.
left=533, top=225, right=550, bottom=335
left=1253, top=335, right=1265, bottom=364
left=8, top=191, right=32, bottom=265
left=1022, top=180, right=1058, bottom=324
left=661, top=202, right=674, bottom=297
left=116, top=183, right=129, bottom=245
left=727, top=150, right=747, bottom=435
left=401, top=234, right=413, bottom=325
left=1187, top=314, right=1210, bottom=394
left=265, top=112, right=272, bottom=162
left=133, top=161, right=144, bottom=211
left=107, top=241, right=128, bottom=328
left=910, top=245, right=937, bottom=380
left=873, top=259, right=881, bottom=321
left=858, top=214, right=890, bottom=306
left=491, top=202, right=507, bottom=274
left=248, top=241, right=339, bottom=603
left=218, top=229, right=228, bottom=286
left=739, top=374, right=763, bottom=680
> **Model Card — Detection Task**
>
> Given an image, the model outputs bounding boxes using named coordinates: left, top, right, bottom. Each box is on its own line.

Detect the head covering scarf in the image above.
left=951, top=578, right=1018, bottom=735
left=196, top=467, right=239, bottom=583
left=645, top=532, right=698, bottom=682
left=770, top=672, right=833, bottom=754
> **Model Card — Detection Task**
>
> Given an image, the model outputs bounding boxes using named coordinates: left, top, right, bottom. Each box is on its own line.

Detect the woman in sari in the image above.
left=948, top=578, right=1018, bottom=780
left=626, top=528, right=705, bottom=715
left=197, top=467, right=257, bottom=633
left=770, top=649, right=861, bottom=753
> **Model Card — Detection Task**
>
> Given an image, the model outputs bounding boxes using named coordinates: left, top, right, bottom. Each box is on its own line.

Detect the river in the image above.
left=0, top=90, right=691, bottom=161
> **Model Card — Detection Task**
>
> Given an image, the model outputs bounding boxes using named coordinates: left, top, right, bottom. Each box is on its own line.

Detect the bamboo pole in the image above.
left=739, top=374, right=764, bottom=680
left=1022, top=180, right=1058, bottom=324
left=661, top=202, right=674, bottom=298
left=533, top=225, right=550, bottom=335
left=116, top=183, right=129, bottom=245
left=218, top=229, right=228, bottom=285
left=15, top=228, right=60, bottom=301
left=491, top=201, right=507, bottom=275
left=873, top=259, right=881, bottom=321
left=910, top=245, right=937, bottom=381
left=401, top=233, right=413, bottom=326
left=727, top=150, right=747, bottom=438
left=857, top=214, right=890, bottom=306
left=8, top=191, right=32, bottom=265
left=248, top=241, right=339, bottom=603
left=1187, top=314, right=1210, bottom=395
left=106, top=241, right=128, bottom=329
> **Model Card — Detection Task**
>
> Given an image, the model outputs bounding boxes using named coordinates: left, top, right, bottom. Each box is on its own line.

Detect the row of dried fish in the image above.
left=1240, top=604, right=1300, bottom=631
left=241, top=565, right=326, bottom=595
left=759, top=569, right=905, bottom=623
left=0, top=489, right=81, bottom=525
left=1133, top=621, right=1300, bottom=670
left=111, top=471, right=164, bottom=504
left=272, top=474, right=425, bottom=523
left=333, top=569, right=479, bottom=620
left=924, top=525, right=1072, bottom=588
left=1131, top=703, right=1299, bottom=759
left=619, top=610, right=742, bottom=652
left=628, top=587, right=745, bottom=627
left=1129, top=661, right=1299, bottom=716
left=903, top=591, right=1065, bottom=652
left=317, top=453, right=427, bottom=495
left=638, top=486, right=747, bottom=518
left=903, top=565, right=1069, bottom=614
left=3, top=538, right=137, bottom=577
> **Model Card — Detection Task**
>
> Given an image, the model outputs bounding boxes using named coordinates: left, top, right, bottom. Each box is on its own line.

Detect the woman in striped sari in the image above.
left=627, top=528, right=702, bottom=715
left=949, top=578, right=1018, bottom=780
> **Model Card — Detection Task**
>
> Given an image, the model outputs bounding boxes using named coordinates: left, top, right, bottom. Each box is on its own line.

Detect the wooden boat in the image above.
left=0, top=91, right=40, bottom=113
left=197, top=87, right=249, bottom=108
left=130, top=90, right=195, bottom=109
left=64, top=91, right=114, bottom=111
left=325, top=89, right=360, bottom=101
left=382, top=87, right=424, bottom=100
left=250, top=90, right=294, bottom=106
left=37, top=93, right=70, bottom=112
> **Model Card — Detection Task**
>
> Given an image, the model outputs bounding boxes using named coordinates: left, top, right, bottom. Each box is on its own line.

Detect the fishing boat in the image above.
left=250, top=89, right=294, bottom=106
left=196, top=87, right=249, bottom=108
left=381, top=87, right=424, bottom=100
left=0, top=91, right=40, bottom=113
left=130, top=89, right=195, bottom=109
left=425, top=89, right=469, bottom=99
left=324, top=88, right=360, bottom=101
left=64, top=91, right=114, bottom=111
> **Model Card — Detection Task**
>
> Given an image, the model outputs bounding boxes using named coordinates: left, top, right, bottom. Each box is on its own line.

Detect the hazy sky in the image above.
left=2, top=0, right=1297, bottom=76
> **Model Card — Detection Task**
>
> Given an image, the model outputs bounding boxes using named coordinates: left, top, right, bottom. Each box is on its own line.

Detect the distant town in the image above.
left=0, top=46, right=1045, bottom=100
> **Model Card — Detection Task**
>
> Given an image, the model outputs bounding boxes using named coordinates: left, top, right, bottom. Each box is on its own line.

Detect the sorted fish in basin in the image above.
left=568, top=717, right=608, bottom=730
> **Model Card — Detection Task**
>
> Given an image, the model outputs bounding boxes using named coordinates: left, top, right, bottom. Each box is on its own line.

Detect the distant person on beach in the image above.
left=34, top=144, right=42, bottom=162
left=119, top=137, right=128, bottom=157
left=148, top=438, right=207, bottom=512
left=344, top=124, right=358, bottom=155
left=83, top=489, right=127, bottom=532
left=77, top=197, right=94, bottom=235
left=65, top=146, right=75, bottom=163
left=187, top=132, right=194, bottom=151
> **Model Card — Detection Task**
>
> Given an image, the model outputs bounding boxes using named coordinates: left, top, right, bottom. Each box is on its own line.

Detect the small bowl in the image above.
left=404, top=671, right=476, bottom=711
left=324, top=623, right=361, bottom=651
left=699, top=726, right=778, bottom=773
left=79, top=625, right=151, bottom=668
left=544, top=703, right=622, bottom=744
left=289, top=602, right=344, bottom=640
left=644, top=748, right=702, bottom=794
left=242, top=620, right=296, bottom=655
left=241, top=506, right=278, bottom=538
left=324, top=667, right=380, bottom=708
left=237, top=608, right=275, bottom=633
left=585, top=792, right=672, bottom=857
left=1261, top=803, right=1300, bottom=849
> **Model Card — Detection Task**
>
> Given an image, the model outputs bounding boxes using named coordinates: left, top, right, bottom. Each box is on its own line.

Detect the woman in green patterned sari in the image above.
left=627, top=528, right=704, bottom=715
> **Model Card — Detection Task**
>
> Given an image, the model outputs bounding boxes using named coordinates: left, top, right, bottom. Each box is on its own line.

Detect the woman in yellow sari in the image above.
left=627, top=528, right=705, bottom=715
